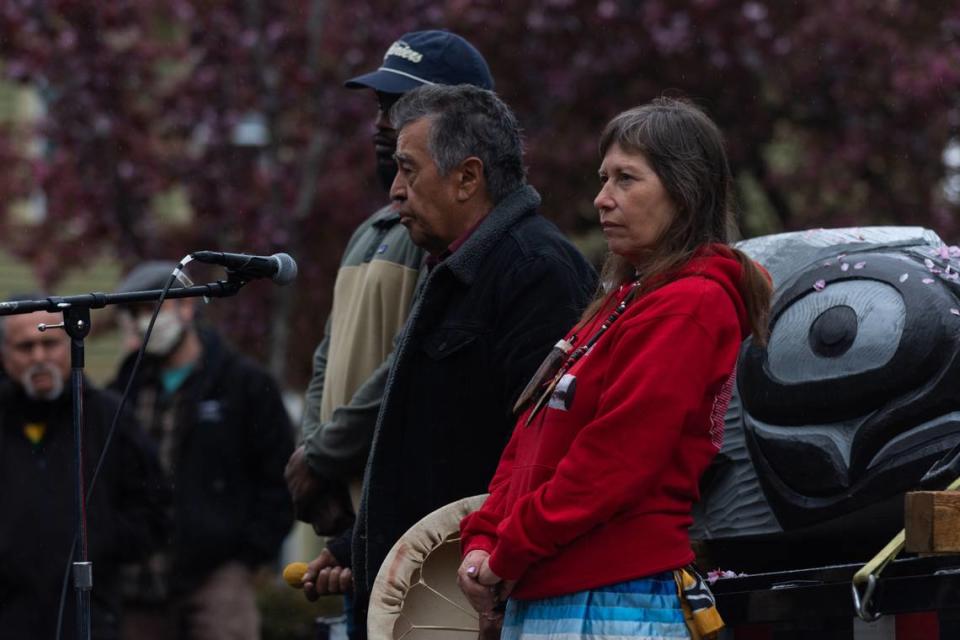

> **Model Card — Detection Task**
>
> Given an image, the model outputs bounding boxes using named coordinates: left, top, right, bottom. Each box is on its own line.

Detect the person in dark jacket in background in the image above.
left=0, top=305, right=166, bottom=640
left=111, top=262, right=294, bottom=640
left=299, top=84, right=597, bottom=638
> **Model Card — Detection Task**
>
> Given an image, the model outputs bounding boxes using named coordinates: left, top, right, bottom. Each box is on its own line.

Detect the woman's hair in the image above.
left=585, top=97, right=771, bottom=345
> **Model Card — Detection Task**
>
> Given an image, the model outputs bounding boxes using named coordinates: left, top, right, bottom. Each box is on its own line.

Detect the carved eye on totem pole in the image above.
left=739, top=240, right=960, bottom=528
left=692, top=228, right=960, bottom=544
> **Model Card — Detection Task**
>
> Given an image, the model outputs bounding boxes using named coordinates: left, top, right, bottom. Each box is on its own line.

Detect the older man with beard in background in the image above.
left=0, top=303, right=165, bottom=640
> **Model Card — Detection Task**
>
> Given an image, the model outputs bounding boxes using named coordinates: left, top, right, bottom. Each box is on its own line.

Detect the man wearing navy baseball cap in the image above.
left=283, top=29, right=493, bottom=638
left=345, top=30, right=494, bottom=92
left=347, top=30, right=494, bottom=192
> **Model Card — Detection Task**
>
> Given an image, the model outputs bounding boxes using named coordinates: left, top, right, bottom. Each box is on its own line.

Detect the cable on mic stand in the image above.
left=52, top=256, right=195, bottom=640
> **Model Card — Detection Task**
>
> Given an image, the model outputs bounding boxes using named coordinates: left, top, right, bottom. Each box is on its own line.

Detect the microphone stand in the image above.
left=0, top=277, right=247, bottom=640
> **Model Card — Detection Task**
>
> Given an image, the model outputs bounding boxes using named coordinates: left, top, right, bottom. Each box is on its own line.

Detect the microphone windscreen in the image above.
left=282, top=561, right=309, bottom=589
left=272, top=253, right=298, bottom=286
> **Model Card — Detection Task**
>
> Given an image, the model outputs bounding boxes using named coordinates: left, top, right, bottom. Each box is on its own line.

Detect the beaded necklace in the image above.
left=519, top=278, right=642, bottom=427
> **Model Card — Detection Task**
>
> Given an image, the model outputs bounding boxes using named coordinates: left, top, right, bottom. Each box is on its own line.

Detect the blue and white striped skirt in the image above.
left=500, top=571, right=691, bottom=640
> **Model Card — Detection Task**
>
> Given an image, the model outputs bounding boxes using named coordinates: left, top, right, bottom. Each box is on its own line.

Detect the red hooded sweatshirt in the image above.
left=461, top=245, right=751, bottom=600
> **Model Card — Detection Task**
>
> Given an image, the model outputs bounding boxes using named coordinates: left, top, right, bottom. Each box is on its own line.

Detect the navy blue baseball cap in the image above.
left=345, top=30, right=494, bottom=93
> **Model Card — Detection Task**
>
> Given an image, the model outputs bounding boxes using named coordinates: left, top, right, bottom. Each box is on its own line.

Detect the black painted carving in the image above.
left=692, top=227, right=960, bottom=568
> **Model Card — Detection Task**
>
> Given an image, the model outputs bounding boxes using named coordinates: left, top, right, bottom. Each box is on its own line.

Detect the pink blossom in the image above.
left=706, top=569, right=744, bottom=584
left=854, top=262, right=866, bottom=269
left=899, top=273, right=909, bottom=282
left=813, top=279, right=826, bottom=291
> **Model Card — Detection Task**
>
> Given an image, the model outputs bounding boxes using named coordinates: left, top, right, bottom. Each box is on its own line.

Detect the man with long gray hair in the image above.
left=299, top=84, right=597, bottom=636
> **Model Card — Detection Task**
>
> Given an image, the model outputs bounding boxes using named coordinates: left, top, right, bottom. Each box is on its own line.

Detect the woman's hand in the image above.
left=477, top=557, right=516, bottom=603
left=458, top=550, right=499, bottom=614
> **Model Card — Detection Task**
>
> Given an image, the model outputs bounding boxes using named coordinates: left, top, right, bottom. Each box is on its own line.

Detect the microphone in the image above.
left=191, top=251, right=298, bottom=285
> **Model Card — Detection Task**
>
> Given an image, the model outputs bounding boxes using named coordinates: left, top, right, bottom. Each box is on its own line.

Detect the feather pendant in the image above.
left=512, top=338, right=574, bottom=415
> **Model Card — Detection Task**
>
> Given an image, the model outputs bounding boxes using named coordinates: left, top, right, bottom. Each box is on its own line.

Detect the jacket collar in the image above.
left=442, top=185, right=541, bottom=285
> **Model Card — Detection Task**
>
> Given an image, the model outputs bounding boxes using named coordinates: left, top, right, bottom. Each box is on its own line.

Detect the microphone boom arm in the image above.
left=0, top=280, right=245, bottom=317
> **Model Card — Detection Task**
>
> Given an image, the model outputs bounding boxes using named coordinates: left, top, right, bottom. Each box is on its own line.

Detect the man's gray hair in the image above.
left=390, top=84, right=526, bottom=204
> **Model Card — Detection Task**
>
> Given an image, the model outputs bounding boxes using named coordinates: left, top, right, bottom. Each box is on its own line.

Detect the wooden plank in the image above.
left=905, top=491, right=960, bottom=553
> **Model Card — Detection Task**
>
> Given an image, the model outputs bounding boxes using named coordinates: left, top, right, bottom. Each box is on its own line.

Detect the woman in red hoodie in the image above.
left=457, top=98, right=772, bottom=639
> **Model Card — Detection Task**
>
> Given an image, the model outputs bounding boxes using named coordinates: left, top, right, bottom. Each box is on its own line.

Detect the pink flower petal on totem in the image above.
left=813, top=279, right=826, bottom=291
left=951, top=309, right=960, bottom=316
left=937, top=246, right=951, bottom=259
left=949, top=245, right=960, bottom=258
left=923, top=278, right=935, bottom=284
left=854, top=262, right=866, bottom=269
left=899, top=273, right=909, bottom=282
left=925, top=258, right=936, bottom=270
left=841, top=262, right=850, bottom=272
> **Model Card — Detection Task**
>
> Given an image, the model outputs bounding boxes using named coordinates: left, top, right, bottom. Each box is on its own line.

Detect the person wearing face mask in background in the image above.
left=0, top=301, right=166, bottom=640
left=110, top=262, right=295, bottom=640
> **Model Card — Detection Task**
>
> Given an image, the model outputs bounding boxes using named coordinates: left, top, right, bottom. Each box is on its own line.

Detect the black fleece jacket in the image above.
left=352, top=186, right=597, bottom=624
left=111, top=328, right=294, bottom=592
left=0, top=379, right=166, bottom=639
